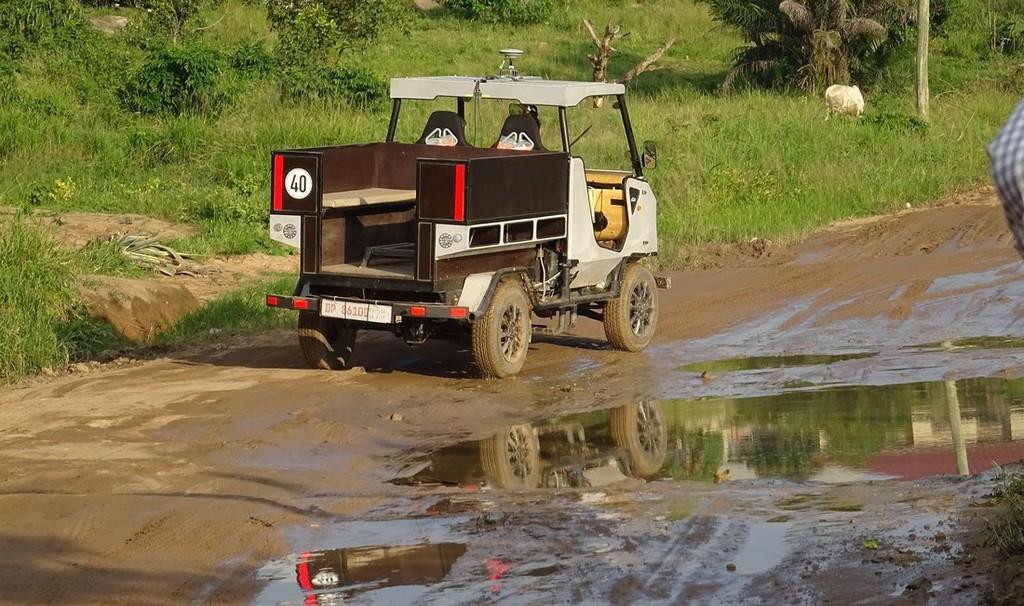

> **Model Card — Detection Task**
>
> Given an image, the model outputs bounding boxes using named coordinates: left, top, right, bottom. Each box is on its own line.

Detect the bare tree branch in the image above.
left=617, top=37, right=676, bottom=84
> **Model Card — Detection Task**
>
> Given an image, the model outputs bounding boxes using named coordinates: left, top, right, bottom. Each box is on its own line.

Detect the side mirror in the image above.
left=642, top=141, right=657, bottom=169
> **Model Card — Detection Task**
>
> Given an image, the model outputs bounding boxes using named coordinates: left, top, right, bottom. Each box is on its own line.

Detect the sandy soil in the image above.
left=2, top=192, right=1024, bottom=604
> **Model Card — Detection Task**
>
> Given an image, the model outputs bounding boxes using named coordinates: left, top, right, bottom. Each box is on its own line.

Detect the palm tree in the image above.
left=699, top=0, right=910, bottom=91
left=778, top=0, right=889, bottom=91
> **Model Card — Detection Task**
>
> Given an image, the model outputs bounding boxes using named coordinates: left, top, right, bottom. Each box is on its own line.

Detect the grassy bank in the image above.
left=0, top=0, right=1020, bottom=379
left=0, top=217, right=295, bottom=383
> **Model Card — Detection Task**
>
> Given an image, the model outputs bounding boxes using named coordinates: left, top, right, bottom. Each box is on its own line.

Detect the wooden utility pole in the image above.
left=917, top=0, right=930, bottom=122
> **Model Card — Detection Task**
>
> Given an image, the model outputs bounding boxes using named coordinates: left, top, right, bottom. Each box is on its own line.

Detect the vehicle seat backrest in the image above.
left=417, top=111, right=470, bottom=146
left=494, top=115, right=546, bottom=152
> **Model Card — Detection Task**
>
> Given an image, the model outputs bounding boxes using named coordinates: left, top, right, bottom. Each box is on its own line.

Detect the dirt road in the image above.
left=3, top=191, right=1024, bottom=604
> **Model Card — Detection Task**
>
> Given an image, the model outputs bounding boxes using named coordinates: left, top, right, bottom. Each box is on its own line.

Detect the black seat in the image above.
left=416, top=111, right=469, bottom=146
left=493, top=114, right=546, bottom=151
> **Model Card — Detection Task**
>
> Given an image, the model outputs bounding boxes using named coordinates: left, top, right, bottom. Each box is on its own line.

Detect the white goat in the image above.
left=825, top=85, right=865, bottom=119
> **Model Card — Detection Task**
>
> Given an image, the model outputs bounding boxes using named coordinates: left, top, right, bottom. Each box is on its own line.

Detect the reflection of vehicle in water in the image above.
left=400, top=400, right=668, bottom=489
left=295, top=542, right=467, bottom=604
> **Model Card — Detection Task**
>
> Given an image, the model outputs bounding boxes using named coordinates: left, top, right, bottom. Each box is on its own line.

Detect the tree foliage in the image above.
left=699, top=0, right=915, bottom=91
left=264, top=0, right=402, bottom=106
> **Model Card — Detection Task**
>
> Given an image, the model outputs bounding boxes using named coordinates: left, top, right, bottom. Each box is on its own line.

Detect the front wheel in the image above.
left=604, top=263, right=658, bottom=352
left=472, top=280, right=532, bottom=378
left=298, top=312, right=357, bottom=370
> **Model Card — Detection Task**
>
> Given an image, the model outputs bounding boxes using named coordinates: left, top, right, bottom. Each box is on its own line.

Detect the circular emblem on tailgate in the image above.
left=439, top=232, right=454, bottom=248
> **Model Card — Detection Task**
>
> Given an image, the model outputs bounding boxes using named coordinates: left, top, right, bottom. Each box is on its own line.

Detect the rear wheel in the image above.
left=472, top=280, right=531, bottom=378
left=480, top=424, right=541, bottom=489
left=603, top=263, right=658, bottom=352
left=298, top=312, right=357, bottom=370
left=611, top=400, right=668, bottom=479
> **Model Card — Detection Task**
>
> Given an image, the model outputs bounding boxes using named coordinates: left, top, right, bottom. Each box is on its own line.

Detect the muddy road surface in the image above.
left=3, top=193, right=1024, bottom=605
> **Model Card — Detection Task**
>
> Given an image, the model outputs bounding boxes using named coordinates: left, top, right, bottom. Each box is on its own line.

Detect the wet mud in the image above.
left=2, top=194, right=1024, bottom=604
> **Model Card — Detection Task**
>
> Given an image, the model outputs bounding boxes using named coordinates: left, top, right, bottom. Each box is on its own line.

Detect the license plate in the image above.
left=320, top=299, right=393, bottom=324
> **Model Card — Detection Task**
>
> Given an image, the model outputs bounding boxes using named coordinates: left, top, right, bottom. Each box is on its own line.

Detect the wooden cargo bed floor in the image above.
left=319, top=262, right=415, bottom=279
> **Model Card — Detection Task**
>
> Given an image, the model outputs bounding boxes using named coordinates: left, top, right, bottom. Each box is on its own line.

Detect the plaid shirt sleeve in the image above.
left=990, top=98, right=1024, bottom=259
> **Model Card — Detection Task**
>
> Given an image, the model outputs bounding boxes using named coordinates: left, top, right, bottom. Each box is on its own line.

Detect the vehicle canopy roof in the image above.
left=389, top=76, right=626, bottom=108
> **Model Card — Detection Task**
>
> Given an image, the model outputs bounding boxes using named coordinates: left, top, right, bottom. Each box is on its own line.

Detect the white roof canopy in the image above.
left=390, top=76, right=626, bottom=108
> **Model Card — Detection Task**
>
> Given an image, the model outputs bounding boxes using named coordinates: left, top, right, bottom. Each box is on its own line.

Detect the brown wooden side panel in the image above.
left=303, top=142, right=562, bottom=195
left=302, top=216, right=319, bottom=274
left=463, top=153, right=569, bottom=223
left=434, top=247, right=536, bottom=282
left=417, top=222, right=433, bottom=281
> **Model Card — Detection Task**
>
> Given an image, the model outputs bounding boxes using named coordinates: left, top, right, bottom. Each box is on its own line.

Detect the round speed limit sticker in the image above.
left=284, top=168, right=313, bottom=200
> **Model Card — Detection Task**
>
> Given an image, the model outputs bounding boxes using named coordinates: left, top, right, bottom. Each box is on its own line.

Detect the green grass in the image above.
left=153, top=274, right=296, bottom=346
left=0, top=0, right=1018, bottom=264
left=991, top=470, right=1024, bottom=555
left=0, top=216, right=125, bottom=382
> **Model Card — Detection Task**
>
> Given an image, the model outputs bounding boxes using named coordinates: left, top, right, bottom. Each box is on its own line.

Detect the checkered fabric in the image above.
left=990, top=98, right=1024, bottom=258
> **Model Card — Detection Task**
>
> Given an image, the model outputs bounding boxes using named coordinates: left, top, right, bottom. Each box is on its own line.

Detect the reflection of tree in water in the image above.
left=662, top=427, right=724, bottom=481
left=737, top=428, right=821, bottom=480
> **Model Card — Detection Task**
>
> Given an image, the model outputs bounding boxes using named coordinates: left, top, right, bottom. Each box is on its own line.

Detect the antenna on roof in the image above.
left=497, top=49, right=524, bottom=79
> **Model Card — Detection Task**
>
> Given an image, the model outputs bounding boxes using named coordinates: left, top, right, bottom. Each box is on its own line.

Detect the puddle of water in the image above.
left=253, top=518, right=469, bottom=605
left=256, top=542, right=466, bottom=605
left=395, top=377, right=1024, bottom=488
left=731, top=521, right=792, bottom=575
left=678, top=352, right=877, bottom=373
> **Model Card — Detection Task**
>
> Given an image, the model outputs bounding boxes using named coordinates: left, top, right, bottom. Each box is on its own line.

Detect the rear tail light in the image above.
left=409, top=306, right=427, bottom=317
left=292, top=298, right=310, bottom=310
left=449, top=307, right=468, bottom=319
left=266, top=295, right=279, bottom=307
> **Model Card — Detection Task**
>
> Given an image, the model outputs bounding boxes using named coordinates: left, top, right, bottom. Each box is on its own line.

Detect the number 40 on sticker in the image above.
left=285, top=168, right=313, bottom=200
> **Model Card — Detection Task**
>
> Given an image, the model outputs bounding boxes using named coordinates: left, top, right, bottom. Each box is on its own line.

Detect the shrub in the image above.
left=267, top=0, right=402, bottom=106
left=144, top=0, right=220, bottom=43
left=119, top=43, right=232, bottom=116
left=279, top=60, right=388, bottom=108
left=230, top=39, right=276, bottom=77
left=442, top=0, right=554, bottom=24
left=266, top=0, right=407, bottom=49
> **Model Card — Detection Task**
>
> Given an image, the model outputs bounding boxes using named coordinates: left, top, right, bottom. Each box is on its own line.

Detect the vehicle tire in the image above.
left=480, top=424, right=541, bottom=489
left=471, top=280, right=532, bottom=378
left=610, top=400, right=667, bottom=480
left=297, top=312, right=357, bottom=370
left=603, top=262, right=658, bottom=352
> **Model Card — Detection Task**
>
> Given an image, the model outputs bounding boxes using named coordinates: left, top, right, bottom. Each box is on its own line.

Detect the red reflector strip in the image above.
left=449, top=307, right=468, bottom=319
left=296, top=553, right=313, bottom=591
left=292, top=298, right=309, bottom=310
left=409, top=306, right=427, bottom=317
left=453, top=164, right=465, bottom=222
left=272, top=155, right=284, bottom=211
left=266, top=295, right=279, bottom=307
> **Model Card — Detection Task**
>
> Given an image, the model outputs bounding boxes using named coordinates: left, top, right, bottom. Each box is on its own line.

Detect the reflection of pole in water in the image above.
left=945, top=380, right=970, bottom=477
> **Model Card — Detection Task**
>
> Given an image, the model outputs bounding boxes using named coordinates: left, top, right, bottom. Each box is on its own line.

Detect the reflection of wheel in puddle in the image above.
left=480, top=424, right=541, bottom=489
left=611, top=400, right=668, bottom=479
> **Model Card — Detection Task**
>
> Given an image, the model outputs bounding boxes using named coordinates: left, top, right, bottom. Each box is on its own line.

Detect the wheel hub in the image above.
left=499, top=303, right=523, bottom=362
left=635, top=401, right=663, bottom=455
left=505, top=427, right=533, bottom=479
left=628, top=280, right=654, bottom=337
